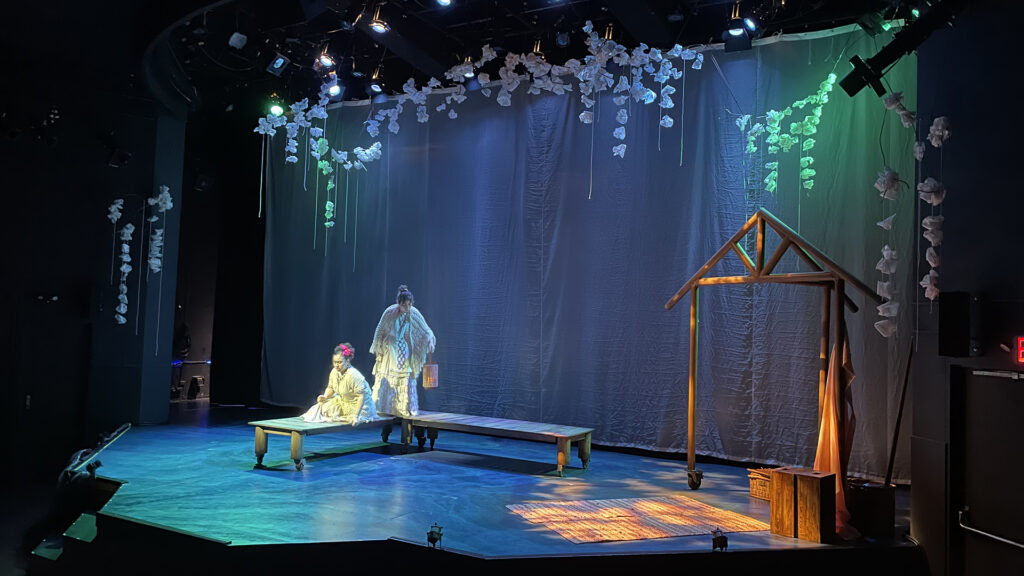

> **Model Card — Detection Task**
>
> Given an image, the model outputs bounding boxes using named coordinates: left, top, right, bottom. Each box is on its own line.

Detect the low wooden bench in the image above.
left=249, top=416, right=396, bottom=470
left=394, top=411, right=594, bottom=476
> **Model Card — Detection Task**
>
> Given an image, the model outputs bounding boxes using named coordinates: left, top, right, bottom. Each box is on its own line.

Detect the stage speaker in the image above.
left=939, top=291, right=983, bottom=357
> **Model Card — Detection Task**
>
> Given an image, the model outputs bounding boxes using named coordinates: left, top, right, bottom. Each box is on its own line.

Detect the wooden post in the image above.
left=255, top=427, right=268, bottom=466
left=756, top=215, right=765, bottom=274
left=820, top=284, right=831, bottom=424
left=556, top=437, right=570, bottom=477
left=579, top=433, right=592, bottom=469
left=290, top=431, right=304, bottom=469
left=687, top=285, right=699, bottom=475
left=833, top=278, right=847, bottom=486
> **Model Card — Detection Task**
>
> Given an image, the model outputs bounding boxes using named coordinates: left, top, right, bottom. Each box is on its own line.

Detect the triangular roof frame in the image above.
left=665, top=208, right=882, bottom=311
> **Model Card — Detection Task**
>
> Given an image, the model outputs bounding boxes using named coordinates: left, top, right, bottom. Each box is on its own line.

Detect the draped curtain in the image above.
left=261, top=26, right=917, bottom=481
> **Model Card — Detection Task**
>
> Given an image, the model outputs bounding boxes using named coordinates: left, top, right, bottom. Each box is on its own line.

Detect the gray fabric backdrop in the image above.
left=261, top=27, right=917, bottom=481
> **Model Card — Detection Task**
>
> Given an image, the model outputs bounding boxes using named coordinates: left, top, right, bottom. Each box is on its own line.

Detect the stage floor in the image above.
left=93, top=402, right=908, bottom=560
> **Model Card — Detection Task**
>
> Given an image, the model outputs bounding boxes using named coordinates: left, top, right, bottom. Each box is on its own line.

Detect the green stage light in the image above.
left=270, top=104, right=284, bottom=116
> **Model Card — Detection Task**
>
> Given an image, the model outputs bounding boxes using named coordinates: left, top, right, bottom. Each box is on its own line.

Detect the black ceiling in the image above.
left=164, top=0, right=909, bottom=111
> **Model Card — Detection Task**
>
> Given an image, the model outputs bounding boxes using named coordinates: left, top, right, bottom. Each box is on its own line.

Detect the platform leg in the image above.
left=427, top=428, right=438, bottom=449
left=557, top=437, right=570, bottom=477
left=381, top=423, right=392, bottom=443
left=255, top=427, right=267, bottom=466
left=290, top=431, right=305, bottom=470
left=415, top=426, right=426, bottom=448
left=578, top=433, right=591, bottom=469
left=401, top=420, right=413, bottom=445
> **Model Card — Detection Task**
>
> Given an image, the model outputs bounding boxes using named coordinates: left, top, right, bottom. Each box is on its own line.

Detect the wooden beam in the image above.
left=833, top=278, right=848, bottom=490
left=762, top=238, right=791, bottom=276
left=732, top=242, right=757, bottom=275
left=758, top=209, right=882, bottom=305
left=688, top=285, right=699, bottom=475
left=820, top=284, right=831, bottom=424
left=756, top=216, right=766, bottom=273
left=665, top=212, right=761, bottom=309
left=696, top=272, right=835, bottom=287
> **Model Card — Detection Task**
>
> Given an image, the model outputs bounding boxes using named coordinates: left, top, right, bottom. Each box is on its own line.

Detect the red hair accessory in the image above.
left=338, top=344, right=353, bottom=357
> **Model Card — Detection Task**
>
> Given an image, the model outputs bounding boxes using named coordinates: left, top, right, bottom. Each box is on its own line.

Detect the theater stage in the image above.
left=38, top=402, right=924, bottom=573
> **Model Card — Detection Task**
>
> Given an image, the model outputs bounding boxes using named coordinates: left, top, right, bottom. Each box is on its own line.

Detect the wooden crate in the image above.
left=747, top=468, right=772, bottom=501
left=770, top=466, right=805, bottom=537
left=795, top=469, right=835, bottom=543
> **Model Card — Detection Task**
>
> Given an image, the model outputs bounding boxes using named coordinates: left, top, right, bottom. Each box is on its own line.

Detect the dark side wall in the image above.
left=0, top=2, right=204, bottom=485
left=910, top=0, right=1024, bottom=573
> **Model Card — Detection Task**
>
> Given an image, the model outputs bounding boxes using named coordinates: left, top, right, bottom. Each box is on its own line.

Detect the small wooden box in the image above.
left=770, top=466, right=805, bottom=537
left=795, top=469, right=835, bottom=543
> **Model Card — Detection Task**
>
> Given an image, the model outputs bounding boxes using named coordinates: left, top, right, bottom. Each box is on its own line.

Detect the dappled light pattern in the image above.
left=507, top=494, right=768, bottom=543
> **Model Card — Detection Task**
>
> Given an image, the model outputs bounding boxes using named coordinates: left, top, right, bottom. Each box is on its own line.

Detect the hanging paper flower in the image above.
left=920, top=269, right=940, bottom=300
left=874, top=167, right=900, bottom=200
left=612, top=144, right=626, bottom=158
left=874, top=319, right=897, bottom=337
left=691, top=53, right=703, bottom=70
left=883, top=92, right=904, bottom=110
left=578, top=111, right=594, bottom=124
left=147, top=185, right=174, bottom=214
left=310, top=126, right=324, bottom=138
left=877, top=281, right=893, bottom=300
left=660, top=115, right=673, bottom=128
left=613, top=126, right=626, bottom=140
left=928, top=116, right=952, bottom=147
left=107, top=199, right=124, bottom=223
left=875, top=244, right=898, bottom=274
left=877, top=213, right=897, bottom=230
left=616, top=109, right=628, bottom=125
left=148, top=228, right=164, bottom=273
left=926, top=247, right=941, bottom=268
left=917, top=177, right=946, bottom=206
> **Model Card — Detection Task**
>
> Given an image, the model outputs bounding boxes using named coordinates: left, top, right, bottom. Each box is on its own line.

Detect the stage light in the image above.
left=228, top=31, right=247, bottom=49
left=270, top=104, right=284, bottom=116
left=319, top=54, right=335, bottom=68
left=839, top=0, right=968, bottom=97
left=328, top=84, right=342, bottom=96
left=266, top=52, right=290, bottom=76
left=462, top=56, right=474, bottom=78
left=368, top=66, right=384, bottom=93
left=912, top=7, right=921, bottom=18
left=555, top=31, right=569, bottom=47
left=723, top=2, right=752, bottom=52
left=744, top=16, right=757, bottom=31
left=369, top=6, right=390, bottom=33
left=436, top=0, right=452, bottom=6
left=427, top=523, right=444, bottom=548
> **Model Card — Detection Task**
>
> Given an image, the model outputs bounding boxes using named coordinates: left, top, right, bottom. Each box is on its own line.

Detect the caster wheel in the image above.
left=687, top=469, right=703, bottom=490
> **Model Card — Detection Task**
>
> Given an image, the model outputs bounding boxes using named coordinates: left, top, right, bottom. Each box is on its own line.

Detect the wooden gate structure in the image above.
left=665, top=209, right=881, bottom=489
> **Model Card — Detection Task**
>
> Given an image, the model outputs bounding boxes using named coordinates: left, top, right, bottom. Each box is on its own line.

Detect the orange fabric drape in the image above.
left=813, top=328, right=858, bottom=538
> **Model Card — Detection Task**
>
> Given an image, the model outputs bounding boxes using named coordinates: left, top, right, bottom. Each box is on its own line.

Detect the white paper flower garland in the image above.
left=917, top=116, right=951, bottom=302
left=115, top=222, right=135, bottom=325
left=107, top=199, right=124, bottom=284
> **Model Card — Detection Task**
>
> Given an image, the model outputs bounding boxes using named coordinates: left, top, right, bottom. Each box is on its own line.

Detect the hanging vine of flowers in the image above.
left=739, top=73, right=837, bottom=194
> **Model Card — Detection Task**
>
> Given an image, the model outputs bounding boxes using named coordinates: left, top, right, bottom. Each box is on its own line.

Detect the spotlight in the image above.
left=462, top=56, right=474, bottom=78
left=266, top=52, right=290, bottom=76
left=744, top=16, right=757, bottom=31
left=368, top=66, right=384, bottom=93
left=313, top=50, right=335, bottom=72
left=723, top=2, right=752, bottom=52
left=856, top=11, right=886, bottom=37
left=268, top=93, right=285, bottom=116
left=839, top=0, right=968, bottom=97
left=369, top=6, right=390, bottom=33
left=328, top=84, right=342, bottom=97
left=427, top=523, right=444, bottom=548
left=436, top=0, right=452, bottom=6
left=555, top=31, right=569, bottom=47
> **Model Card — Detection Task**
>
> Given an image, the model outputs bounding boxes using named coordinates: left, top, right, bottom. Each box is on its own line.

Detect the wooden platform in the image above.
left=398, top=411, right=593, bottom=476
left=248, top=416, right=396, bottom=470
